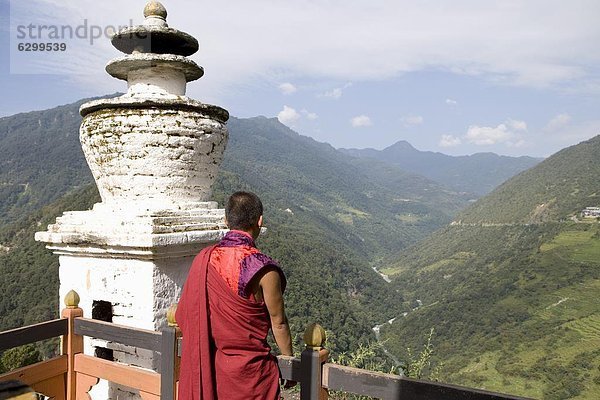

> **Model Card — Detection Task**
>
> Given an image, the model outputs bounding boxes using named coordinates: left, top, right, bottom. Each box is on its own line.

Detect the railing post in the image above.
left=61, top=290, right=83, bottom=400
left=300, top=323, right=329, bottom=400
left=160, top=303, right=181, bottom=400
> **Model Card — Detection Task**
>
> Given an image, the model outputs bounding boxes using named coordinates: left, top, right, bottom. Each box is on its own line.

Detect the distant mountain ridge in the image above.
left=379, top=135, right=600, bottom=399
left=224, top=116, right=470, bottom=256
left=340, top=140, right=541, bottom=195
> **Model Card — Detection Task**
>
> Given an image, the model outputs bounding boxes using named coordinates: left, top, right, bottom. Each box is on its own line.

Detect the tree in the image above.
left=0, top=344, right=41, bottom=373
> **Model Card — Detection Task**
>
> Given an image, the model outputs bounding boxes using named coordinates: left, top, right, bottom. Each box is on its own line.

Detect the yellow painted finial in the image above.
left=167, top=303, right=178, bottom=327
left=64, top=290, right=80, bottom=308
left=303, top=323, right=326, bottom=350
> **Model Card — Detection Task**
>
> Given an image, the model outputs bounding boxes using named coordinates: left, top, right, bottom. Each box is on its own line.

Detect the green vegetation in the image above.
left=0, top=104, right=469, bottom=359
left=3, top=98, right=597, bottom=400
left=378, top=134, right=600, bottom=398
left=0, top=97, right=114, bottom=225
left=223, top=117, right=468, bottom=260
left=0, top=185, right=100, bottom=332
left=0, top=344, right=41, bottom=374
left=381, top=223, right=600, bottom=399
left=457, top=136, right=600, bottom=224
left=403, top=328, right=443, bottom=381
left=325, top=329, right=442, bottom=400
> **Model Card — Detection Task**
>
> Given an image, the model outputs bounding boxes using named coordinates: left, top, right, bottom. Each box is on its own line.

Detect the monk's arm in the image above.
left=260, top=269, right=293, bottom=356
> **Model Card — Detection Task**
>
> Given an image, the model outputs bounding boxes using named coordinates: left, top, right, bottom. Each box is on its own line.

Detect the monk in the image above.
left=176, top=191, right=294, bottom=399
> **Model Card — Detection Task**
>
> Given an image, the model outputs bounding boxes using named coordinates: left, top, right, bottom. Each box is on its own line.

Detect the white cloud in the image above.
left=322, top=88, right=342, bottom=99
left=439, top=134, right=461, bottom=147
left=319, top=83, right=353, bottom=99
left=463, top=118, right=527, bottom=147
left=16, top=2, right=600, bottom=97
left=537, top=116, right=600, bottom=155
left=464, top=118, right=529, bottom=146
left=545, top=119, right=600, bottom=149
left=507, top=119, right=527, bottom=131
left=401, top=115, right=424, bottom=126
left=301, top=109, right=318, bottom=120
left=465, top=124, right=514, bottom=145
left=350, top=115, right=372, bottom=128
left=277, top=106, right=318, bottom=126
left=446, top=98, right=458, bottom=106
left=545, top=113, right=572, bottom=131
left=278, top=82, right=297, bottom=95
left=277, top=105, right=300, bottom=126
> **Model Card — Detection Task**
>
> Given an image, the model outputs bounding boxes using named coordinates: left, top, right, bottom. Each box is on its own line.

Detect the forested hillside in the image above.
left=456, top=135, right=600, bottom=224
left=380, top=137, right=600, bottom=399
left=0, top=98, right=110, bottom=224
left=340, top=140, right=541, bottom=195
left=223, top=117, right=469, bottom=258
left=0, top=99, right=470, bottom=356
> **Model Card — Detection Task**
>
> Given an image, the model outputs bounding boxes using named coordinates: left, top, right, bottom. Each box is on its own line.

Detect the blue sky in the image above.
left=1, top=0, right=599, bottom=157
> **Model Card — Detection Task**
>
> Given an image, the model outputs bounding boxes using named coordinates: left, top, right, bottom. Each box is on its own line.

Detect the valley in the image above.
left=1, top=99, right=598, bottom=398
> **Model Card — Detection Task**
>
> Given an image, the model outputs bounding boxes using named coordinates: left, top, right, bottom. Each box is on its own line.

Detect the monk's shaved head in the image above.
left=225, top=191, right=263, bottom=231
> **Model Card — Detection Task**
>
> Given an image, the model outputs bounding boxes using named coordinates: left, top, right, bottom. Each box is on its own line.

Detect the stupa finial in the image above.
left=110, top=0, right=198, bottom=56
left=143, top=1, right=168, bottom=26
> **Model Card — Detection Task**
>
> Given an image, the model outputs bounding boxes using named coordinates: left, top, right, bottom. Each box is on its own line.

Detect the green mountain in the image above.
left=456, top=135, right=600, bottom=224
left=0, top=99, right=469, bottom=356
left=379, top=136, right=600, bottom=399
left=340, top=140, right=541, bottom=196
left=223, top=117, right=469, bottom=258
left=0, top=96, right=116, bottom=224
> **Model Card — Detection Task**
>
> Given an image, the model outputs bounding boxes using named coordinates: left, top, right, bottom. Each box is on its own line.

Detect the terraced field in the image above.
left=564, top=315, right=600, bottom=341
left=540, top=228, right=600, bottom=264
left=383, top=223, right=600, bottom=399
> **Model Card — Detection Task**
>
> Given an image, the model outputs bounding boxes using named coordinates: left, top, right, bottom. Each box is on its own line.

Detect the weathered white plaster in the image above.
left=128, top=66, right=187, bottom=96
left=79, top=107, right=227, bottom=209
left=107, top=54, right=203, bottom=84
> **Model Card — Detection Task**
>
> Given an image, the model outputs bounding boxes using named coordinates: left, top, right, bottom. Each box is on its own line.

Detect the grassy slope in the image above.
left=381, top=222, right=600, bottom=399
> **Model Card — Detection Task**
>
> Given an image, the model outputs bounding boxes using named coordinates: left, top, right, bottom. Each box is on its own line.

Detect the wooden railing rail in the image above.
left=74, top=318, right=162, bottom=352
left=277, top=355, right=302, bottom=383
left=0, top=309, right=70, bottom=399
left=0, top=319, right=67, bottom=352
left=322, top=364, right=531, bottom=400
left=0, top=291, right=532, bottom=400
left=0, top=356, right=68, bottom=399
left=73, top=353, right=161, bottom=400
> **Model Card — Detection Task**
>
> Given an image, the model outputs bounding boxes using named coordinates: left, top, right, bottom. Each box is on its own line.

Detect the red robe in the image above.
left=176, top=245, right=281, bottom=399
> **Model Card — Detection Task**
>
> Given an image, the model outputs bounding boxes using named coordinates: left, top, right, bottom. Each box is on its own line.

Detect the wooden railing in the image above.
left=0, top=318, right=68, bottom=399
left=0, top=290, right=531, bottom=400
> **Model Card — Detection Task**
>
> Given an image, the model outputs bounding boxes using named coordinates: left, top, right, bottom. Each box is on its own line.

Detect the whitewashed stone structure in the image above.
left=35, top=2, right=228, bottom=398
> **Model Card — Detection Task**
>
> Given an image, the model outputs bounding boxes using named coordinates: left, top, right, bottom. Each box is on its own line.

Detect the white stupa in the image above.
left=35, top=2, right=229, bottom=398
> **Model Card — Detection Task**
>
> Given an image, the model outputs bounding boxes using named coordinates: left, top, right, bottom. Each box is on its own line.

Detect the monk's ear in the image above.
left=258, top=215, right=263, bottom=228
